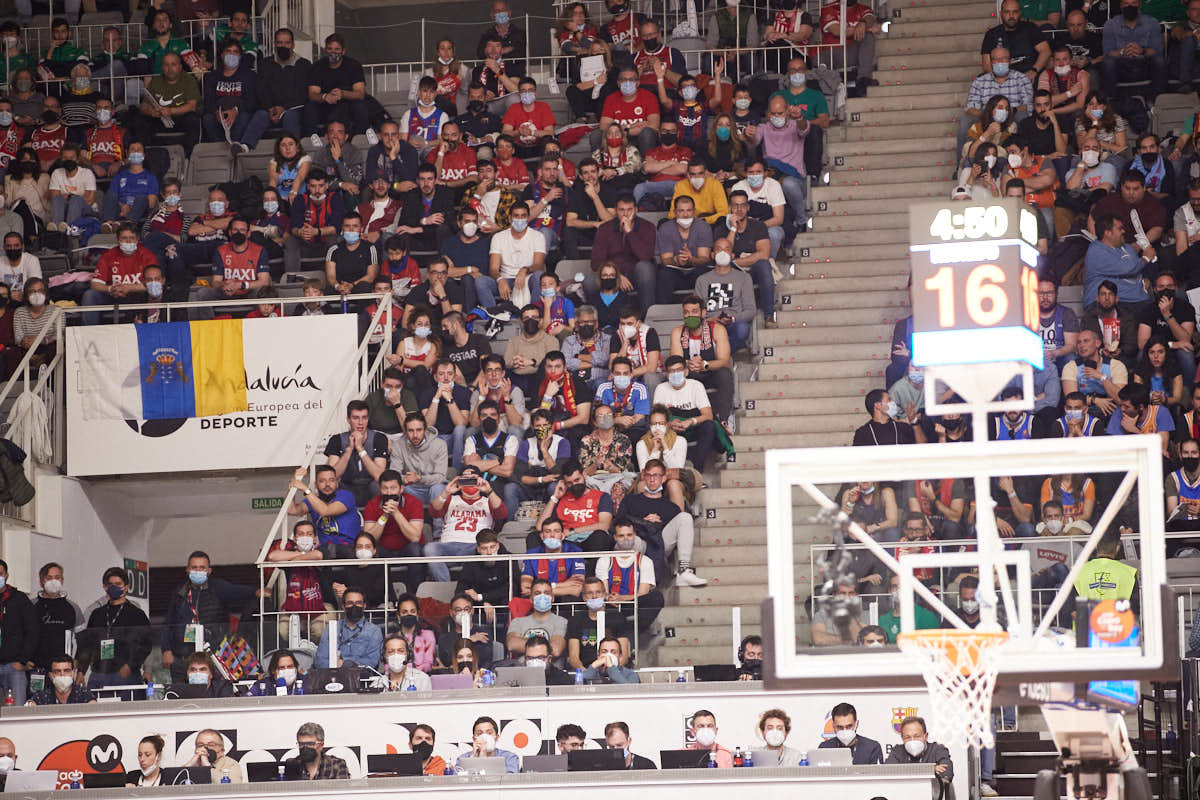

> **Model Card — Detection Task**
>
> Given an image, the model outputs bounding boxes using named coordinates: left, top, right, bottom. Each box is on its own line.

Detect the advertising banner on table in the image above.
left=2, top=684, right=966, bottom=799
left=65, top=315, right=359, bottom=476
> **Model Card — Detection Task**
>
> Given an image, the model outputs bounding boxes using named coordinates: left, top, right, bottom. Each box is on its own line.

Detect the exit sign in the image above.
left=251, top=497, right=284, bottom=510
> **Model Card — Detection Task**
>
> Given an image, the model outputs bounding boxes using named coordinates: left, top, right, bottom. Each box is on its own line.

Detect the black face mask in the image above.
left=481, top=416, right=499, bottom=435
left=298, top=746, right=318, bottom=763
left=344, top=605, right=364, bottom=622
left=609, top=2, right=627, bottom=14
left=1142, top=153, right=1158, bottom=167
left=1158, top=288, right=1175, bottom=301
left=658, top=132, right=677, bottom=146
left=400, top=613, right=419, bottom=628
left=599, top=276, right=618, bottom=291
left=205, top=748, right=219, bottom=764
left=381, top=494, right=401, bottom=505
left=468, top=100, right=486, bottom=114
left=1185, top=457, right=1200, bottom=473
left=4, top=249, right=20, bottom=262
left=568, top=482, right=587, bottom=498
left=229, top=231, right=247, bottom=245
left=317, top=490, right=337, bottom=503
left=1122, top=4, right=1140, bottom=19
left=412, top=741, right=434, bottom=761
left=642, top=38, right=660, bottom=50
left=577, top=323, right=596, bottom=339
left=60, top=159, right=76, bottom=171
left=523, top=318, right=541, bottom=336
left=276, top=46, right=292, bottom=61
left=42, top=110, right=58, bottom=124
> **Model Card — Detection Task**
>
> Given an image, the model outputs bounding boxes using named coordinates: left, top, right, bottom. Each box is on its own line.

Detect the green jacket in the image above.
left=214, top=27, right=260, bottom=56
left=880, top=606, right=941, bottom=642
left=42, top=41, right=88, bottom=64
left=0, top=51, right=34, bottom=86
left=137, top=36, right=191, bottom=74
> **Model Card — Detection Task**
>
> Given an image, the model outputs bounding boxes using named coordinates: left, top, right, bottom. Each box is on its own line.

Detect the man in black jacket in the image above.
left=32, top=562, right=80, bottom=674
left=455, top=529, right=521, bottom=608
left=604, top=721, right=657, bottom=770
left=401, top=164, right=457, bottom=251
left=257, top=27, right=312, bottom=138
left=0, top=559, right=36, bottom=705
left=885, top=715, right=954, bottom=800
left=81, top=566, right=152, bottom=688
left=160, top=552, right=253, bottom=684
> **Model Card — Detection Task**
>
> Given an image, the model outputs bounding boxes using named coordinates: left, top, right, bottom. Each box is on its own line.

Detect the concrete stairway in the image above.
left=650, top=0, right=995, bottom=668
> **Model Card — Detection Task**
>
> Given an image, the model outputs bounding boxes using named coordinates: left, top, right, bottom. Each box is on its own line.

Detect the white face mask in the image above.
left=1054, top=64, right=1071, bottom=76
left=52, top=674, right=75, bottom=692
left=387, top=652, right=407, bottom=672
left=835, top=729, right=856, bottom=745
left=43, top=578, right=62, bottom=595
left=141, top=763, right=159, bottom=776
left=983, top=154, right=996, bottom=169
left=295, top=536, right=315, bottom=552
left=714, top=251, right=732, bottom=267
left=676, top=215, right=693, bottom=228
left=694, top=727, right=716, bottom=747
left=1045, top=518, right=1064, bottom=534
left=0, top=755, right=13, bottom=773
left=763, top=729, right=786, bottom=747
left=961, top=599, right=981, bottom=614
left=356, top=548, right=374, bottom=560
left=525, top=657, right=546, bottom=667
left=27, top=292, right=45, bottom=307
left=277, top=668, right=297, bottom=686
left=1007, top=152, right=1022, bottom=169
left=462, top=222, right=478, bottom=237
left=993, top=108, right=1009, bottom=123
left=621, top=324, right=638, bottom=339
left=650, top=423, right=667, bottom=436
left=904, top=739, right=926, bottom=757
left=1082, top=150, right=1100, bottom=167
left=689, top=176, right=705, bottom=190
left=478, top=733, right=496, bottom=752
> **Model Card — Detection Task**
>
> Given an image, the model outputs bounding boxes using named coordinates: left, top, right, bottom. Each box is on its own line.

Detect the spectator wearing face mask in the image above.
left=1056, top=134, right=1117, bottom=236
left=368, top=633, right=432, bottom=691
left=519, top=525, right=586, bottom=603
left=82, top=223, right=156, bottom=325
left=183, top=728, right=242, bottom=782
left=265, top=519, right=329, bottom=643
left=31, top=562, right=80, bottom=676
left=507, top=580, right=569, bottom=660
left=247, top=649, right=304, bottom=696
left=960, top=48, right=1033, bottom=157
left=566, top=576, right=631, bottom=670
left=100, top=143, right=158, bottom=229
left=857, top=625, right=887, bottom=646
left=160, top=551, right=252, bottom=684
left=1102, top=0, right=1166, bottom=95
left=47, top=145, right=95, bottom=232
left=818, top=703, right=884, bottom=764
left=687, top=710, right=732, bottom=767
left=755, top=708, right=803, bottom=765
left=427, top=468, right=509, bottom=582
left=287, top=722, right=351, bottom=780
left=886, top=717, right=954, bottom=800
left=26, top=655, right=95, bottom=705
left=79, top=566, right=151, bottom=688
left=176, top=652, right=235, bottom=698
left=315, top=587, right=382, bottom=668
left=457, top=716, right=520, bottom=774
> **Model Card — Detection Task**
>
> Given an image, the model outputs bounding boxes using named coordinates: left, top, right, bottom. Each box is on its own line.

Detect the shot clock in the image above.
left=908, top=198, right=1044, bottom=369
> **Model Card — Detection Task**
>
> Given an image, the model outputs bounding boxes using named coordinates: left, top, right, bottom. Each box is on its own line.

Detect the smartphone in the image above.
left=459, top=476, right=478, bottom=487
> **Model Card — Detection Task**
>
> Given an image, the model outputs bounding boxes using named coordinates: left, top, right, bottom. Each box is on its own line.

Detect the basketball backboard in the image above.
left=762, top=434, right=1174, bottom=691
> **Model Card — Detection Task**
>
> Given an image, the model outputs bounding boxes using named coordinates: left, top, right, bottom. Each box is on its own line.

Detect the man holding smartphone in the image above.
left=425, top=466, right=508, bottom=582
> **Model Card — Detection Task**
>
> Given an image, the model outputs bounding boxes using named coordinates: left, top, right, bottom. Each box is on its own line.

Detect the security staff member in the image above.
left=1071, top=530, right=1139, bottom=615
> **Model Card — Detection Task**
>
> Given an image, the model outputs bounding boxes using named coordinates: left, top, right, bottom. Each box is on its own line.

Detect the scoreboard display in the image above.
left=908, top=198, right=1044, bottom=369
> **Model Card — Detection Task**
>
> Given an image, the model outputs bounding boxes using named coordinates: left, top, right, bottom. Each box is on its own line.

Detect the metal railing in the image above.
left=15, top=17, right=240, bottom=65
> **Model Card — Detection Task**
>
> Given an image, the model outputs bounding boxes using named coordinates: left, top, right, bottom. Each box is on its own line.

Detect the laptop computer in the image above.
left=567, top=749, right=625, bottom=772
left=8, top=770, right=65, bottom=790
left=659, top=749, right=711, bottom=769
left=456, top=756, right=507, bottom=775
left=246, top=761, right=291, bottom=783
left=810, top=748, right=854, bottom=767
left=366, top=754, right=424, bottom=776
left=306, top=667, right=361, bottom=694
left=494, top=665, right=546, bottom=687
left=164, top=683, right=209, bottom=700
left=430, top=673, right=474, bottom=690
left=691, top=664, right=739, bottom=682
left=160, top=766, right=212, bottom=784
left=749, top=749, right=780, bottom=768
left=521, top=754, right=568, bottom=773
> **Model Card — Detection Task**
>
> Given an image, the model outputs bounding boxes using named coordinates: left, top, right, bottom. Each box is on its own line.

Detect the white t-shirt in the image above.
left=463, top=431, right=521, bottom=458
left=489, top=227, right=546, bottom=279
left=435, top=493, right=501, bottom=544
left=595, top=552, right=657, bottom=588
left=49, top=167, right=96, bottom=197
left=0, top=252, right=42, bottom=293
left=653, top=378, right=711, bottom=413
left=636, top=435, right=689, bottom=470
left=730, top=177, right=786, bottom=210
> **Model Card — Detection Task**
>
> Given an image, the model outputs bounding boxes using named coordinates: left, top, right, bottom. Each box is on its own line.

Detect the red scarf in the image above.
left=539, top=370, right=578, bottom=416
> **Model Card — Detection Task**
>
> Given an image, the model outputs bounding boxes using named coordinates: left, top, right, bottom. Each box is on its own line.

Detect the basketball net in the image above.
left=897, top=629, right=1010, bottom=751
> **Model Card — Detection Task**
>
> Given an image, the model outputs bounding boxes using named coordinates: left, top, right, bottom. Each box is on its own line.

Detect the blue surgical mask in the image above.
left=681, top=86, right=699, bottom=101
left=668, top=371, right=685, bottom=387
left=541, top=287, right=556, bottom=298
left=1089, top=108, right=1103, bottom=119
left=586, top=597, right=605, bottom=611
left=613, top=374, right=631, bottom=390
left=511, top=217, right=528, bottom=232
left=223, top=53, right=240, bottom=69
left=619, top=80, right=637, bottom=96
left=263, top=200, right=279, bottom=214
left=747, top=173, right=764, bottom=189
left=520, top=91, right=536, bottom=106
left=165, top=194, right=181, bottom=206
left=1065, top=408, right=1084, bottom=421
left=187, top=672, right=209, bottom=685
left=343, top=230, right=360, bottom=244
left=532, top=593, right=553, bottom=612
left=908, top=371, right=924, bottom=385
left=146, top=280, right=164, bottom=298
left=119, top=241, right=137, bottom=254
left=0, top=576, right=6, bottom=590
left=128, top=152, right=145, bottom=165
left=189, top=570, right=208, bottom=585
left=496, top=11, right=510, bottom=24
left=542, top=537, right=562, bottom=550
left=414, top=325, right=432, bottom=338
left=716, top=126, right=731, bottom=141
left=788, top=71, right=806, bottom=87
left=992, top=62, right=1009, bottom=77
left=209, top=201, right=226, bottom=215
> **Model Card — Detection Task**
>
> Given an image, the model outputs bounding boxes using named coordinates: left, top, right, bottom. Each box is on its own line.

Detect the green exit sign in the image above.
left=251, top=497, right=284, bottom=510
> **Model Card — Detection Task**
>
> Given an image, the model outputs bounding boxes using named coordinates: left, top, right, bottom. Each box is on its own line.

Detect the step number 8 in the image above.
left=925, top=264, right=1008, bottom=328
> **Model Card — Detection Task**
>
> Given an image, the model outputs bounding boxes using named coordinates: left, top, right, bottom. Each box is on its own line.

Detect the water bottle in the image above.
left=743, top=750, right=754, bottom=768
left=275, top=676, right=288, bottom=697
left=574, top=668, right=584, bottom=685
left=733, top=747, right=744, bottom=767
left=69, top=777, right=81, bottom=790
left=293, top=679, right=305, bottom=696
left=707, top=753, right=717, bottom=768
left=799, top=752, right=809, bottom=767
left=275, top=764, right=286, bottom=781
left=481, top=669, right=495, bottom=687
left=220, top=770, right=231, bottom=784
left=145, top=680, right=155, bottom=701
left=365, top=128, right=380, bottom=147
left=675, top=669, right=687, bottom=683
left=3, top=689, right=13, bottom=705
left=309, top=134, right=322, bottom=150
left=406, top=680, right=416, bottom=691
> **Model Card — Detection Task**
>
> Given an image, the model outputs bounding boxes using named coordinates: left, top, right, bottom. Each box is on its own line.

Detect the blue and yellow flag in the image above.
left=137, top=320, right=248, bottom=420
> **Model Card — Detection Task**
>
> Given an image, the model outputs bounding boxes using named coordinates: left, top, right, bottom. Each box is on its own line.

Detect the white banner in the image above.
left=1, top=684, right=965, bottom=798
left=65, top=315, right=360, bottom=476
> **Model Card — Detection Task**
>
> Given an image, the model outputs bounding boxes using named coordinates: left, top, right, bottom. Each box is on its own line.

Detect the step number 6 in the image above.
left=924, top=264, right=1008, bottom=328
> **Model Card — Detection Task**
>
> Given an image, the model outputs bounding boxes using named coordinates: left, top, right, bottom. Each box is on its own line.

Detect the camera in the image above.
left=459, top=476, right=478, bottom=487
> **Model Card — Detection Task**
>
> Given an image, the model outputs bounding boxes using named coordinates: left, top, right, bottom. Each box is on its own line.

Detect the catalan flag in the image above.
left=76, top=320, right=248, bottom=421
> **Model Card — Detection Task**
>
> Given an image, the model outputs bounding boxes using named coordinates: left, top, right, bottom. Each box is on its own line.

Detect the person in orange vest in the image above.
left=1002, top=134, right=1059, bottom=234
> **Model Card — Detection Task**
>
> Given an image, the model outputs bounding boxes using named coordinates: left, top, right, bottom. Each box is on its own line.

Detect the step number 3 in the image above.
left=924, top=264, right=1008, bottom=328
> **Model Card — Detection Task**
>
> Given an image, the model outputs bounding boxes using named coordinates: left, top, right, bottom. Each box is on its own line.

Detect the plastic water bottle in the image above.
left=69, top=777, right=81, bottom=789
left=275, top=765, right=286, bottom=781
left=365, top=128, right=380, bottom=147
left=799, top=752, right=809, bottom=766
left=743, top=751, right=754, bottom=768
left=145, top=680, right=155, bottom=701
left=406, top=680, right=416, bottom=691
left=293, top=679, right=305, bottom=696
left=481, top=669, right=495, bottom=687
left=733, top=747, right=744, bottom=767
left=707, top=753, right=718, bottom=768
left=220, top=770, right=231, bottom=784
left=574, top=668, right=584, bottom=685
left=275, top=676, right=288, bottom=696
left=675, top=669, right=687, bottom=683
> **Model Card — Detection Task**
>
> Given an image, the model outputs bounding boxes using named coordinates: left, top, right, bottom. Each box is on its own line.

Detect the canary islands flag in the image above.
left=75, top=320, right=248, bottom=420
